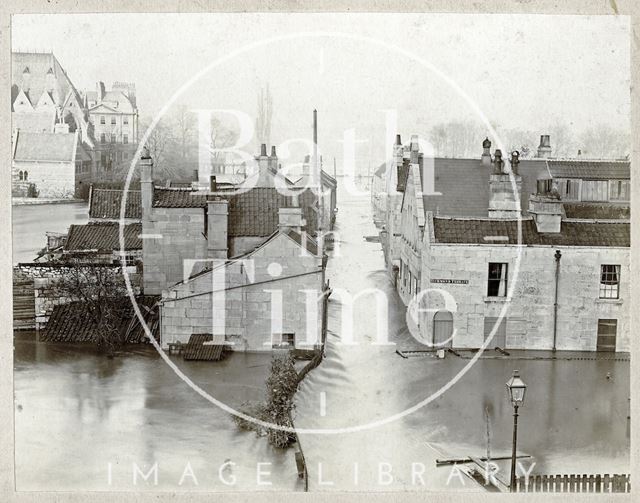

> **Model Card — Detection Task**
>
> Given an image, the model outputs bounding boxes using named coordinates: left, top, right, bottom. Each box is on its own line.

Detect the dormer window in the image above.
left=22, top=66, right=30, bottom=74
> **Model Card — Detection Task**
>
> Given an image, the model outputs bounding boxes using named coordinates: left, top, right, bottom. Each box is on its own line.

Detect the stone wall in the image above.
left=142, top=207, right=208, bottom=295
left=418, top=242, right=630, bottom=352
left=12, top=161, right=75, bottom=199
left=161, top=232, right=324, bottom=351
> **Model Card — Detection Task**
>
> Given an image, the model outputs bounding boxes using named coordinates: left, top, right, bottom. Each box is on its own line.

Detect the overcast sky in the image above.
left=12, top=13, right=630, bottom=170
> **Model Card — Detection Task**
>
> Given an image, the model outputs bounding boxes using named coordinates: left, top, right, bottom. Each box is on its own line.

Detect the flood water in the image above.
left=14, top=340, right=301, bottom=491
left=293, top=187, right=630, bottom=491
left=13, top=184, right=630, bottom=492
left=12, top=202, right=88, bottom=264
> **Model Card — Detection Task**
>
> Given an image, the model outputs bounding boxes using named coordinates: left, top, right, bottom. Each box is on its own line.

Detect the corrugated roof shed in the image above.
left=433, top=217, right=630, bottom=247
left=42, top=295, right=159, bottom=343
left=89, top=189, right=142, bottom=220
left=546, top=159, right=630, bottom=180
left=65, top=222, right=142, bottom=251
left=13, top=131, right=77, bottom=162
left=182, top=334, right=227, bottom=361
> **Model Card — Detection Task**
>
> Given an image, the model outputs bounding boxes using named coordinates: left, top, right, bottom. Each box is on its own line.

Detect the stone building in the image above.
left=11, top=128, right=92, bottom=198
left=139, top=146, right=328, bottom=350
left=63, top=221, right=143, bottom=265
left=86, top=81, right=139, bottom=177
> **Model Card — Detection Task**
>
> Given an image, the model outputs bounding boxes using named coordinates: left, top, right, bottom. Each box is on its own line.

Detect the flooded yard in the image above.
left=14, top=338, right=301, bottom=491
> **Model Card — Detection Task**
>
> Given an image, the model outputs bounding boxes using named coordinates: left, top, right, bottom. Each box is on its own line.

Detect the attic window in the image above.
left=22, top=66, right=30, bottom=74
left=47, top=67, right=54, bottom=74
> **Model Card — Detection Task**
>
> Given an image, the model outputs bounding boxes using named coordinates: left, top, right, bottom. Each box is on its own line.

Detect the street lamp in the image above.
left=506, top=370, right=527, bottom=492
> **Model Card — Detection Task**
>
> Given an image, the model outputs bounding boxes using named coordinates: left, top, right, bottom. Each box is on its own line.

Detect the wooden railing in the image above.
left=515, top=473, right=630, bottom=493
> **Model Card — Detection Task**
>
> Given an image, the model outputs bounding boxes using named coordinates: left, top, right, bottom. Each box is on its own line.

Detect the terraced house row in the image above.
left=374, top=135, right=630, bottom=352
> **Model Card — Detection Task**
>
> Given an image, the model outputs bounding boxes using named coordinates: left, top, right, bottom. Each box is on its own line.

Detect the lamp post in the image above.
left=506, top=370, right=527, bottom=492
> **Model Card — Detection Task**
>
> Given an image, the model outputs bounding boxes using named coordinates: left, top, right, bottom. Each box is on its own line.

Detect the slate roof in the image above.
left=286, top=229, right=319, bottom=255
left=321, top=169, right=337, bottom=188
left=12, top=111, right=55, bottom=132
left=42, top=295, right=159, bottom=343
left=89, top=188, right=142, bottom=220
left=153, top=187, right=319, bottom=237
left=433, top=217, right=630, bottom=247
left=13, top=131, right=77, bottom=163
left=420, top=158, right=548, bottom=218
left=563, top=202, right=630, bottom=220
left=546, top=159, right=630, bottom=180
left=12, top=52, right=81, bottom=109
left=183, top=334, right=227, bottom=361
left=65, top=222, right=142, bottom=251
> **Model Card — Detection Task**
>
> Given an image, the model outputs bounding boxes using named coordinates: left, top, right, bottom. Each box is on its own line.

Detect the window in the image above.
left=24, top=170, right=28, bottom=180
left=596, top=319, right=617, bottom=352
left=100, top=116, right=105, bottom=125
left=124, top=117, right=129, bottom=125
left=599, top=265, right=620, bottom=299
left=100, top=133, right=106, bottom=144
left=123, top=152, right=129, bottom=161
left=408, top=270, right=413, bottom=294
left=414, top=277, right=419, bottom=296
left=561, top=179, right=580, bottom=200
left=123, top=134, right=128, bottom=144
left=487, top=262, right=508, bottom=297
left=111, top=133, right=116, bottom=143
left=610, top=180, right=630, bottom=201
left=111, top=116, right=116, bottom=125
left=271, top=333, right=295, bottom=349
left=18, top=170, right=23, bottom=181
left=581, top=180, right=608, bottom=202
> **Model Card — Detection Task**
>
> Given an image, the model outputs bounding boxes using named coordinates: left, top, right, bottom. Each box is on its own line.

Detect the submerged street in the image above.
left=293, top=184, right=630, bottom=491
left=13, top=182, right=629, bottom=492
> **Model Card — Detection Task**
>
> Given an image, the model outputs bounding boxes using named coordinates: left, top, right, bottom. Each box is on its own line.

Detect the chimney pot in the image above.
left=210, top=175, right=217, bottom=192
left=271, top=146, right=277, bottom=157
left=260, top=143, right=267, bottom=156
left=396, top=134, right=402, bottom=145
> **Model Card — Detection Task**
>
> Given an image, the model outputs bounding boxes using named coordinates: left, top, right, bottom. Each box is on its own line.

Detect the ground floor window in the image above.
left=596, top=319, right=617, bottom=352
left=272, top=333, right=295, bottom=349
left=484, top=316, right=507, bottom=348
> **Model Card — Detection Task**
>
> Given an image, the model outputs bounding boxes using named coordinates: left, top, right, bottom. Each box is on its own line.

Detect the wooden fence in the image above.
left=515, top=474, right=630, bottom=493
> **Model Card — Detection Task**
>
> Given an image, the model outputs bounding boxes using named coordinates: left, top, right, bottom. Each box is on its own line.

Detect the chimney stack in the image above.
left=529, top=181, right=563, bottom=233
left=207, top=197, right=228, bottom=259
left=278, top=207, right=305, bottom=235
left=537, top=135, right=552, bottom=158
left=481, top=137, right=492, bottom=166
left=410, top=135, right=420, bottom=164
left=488, top=149, right=522, bottom=219
left=268, top=145, right=278, bottom=172
left=140, top=146, right=153, bottom=219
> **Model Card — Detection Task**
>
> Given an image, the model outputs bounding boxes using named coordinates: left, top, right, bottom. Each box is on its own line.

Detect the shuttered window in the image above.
left=596, top=319, right=617, bottom=352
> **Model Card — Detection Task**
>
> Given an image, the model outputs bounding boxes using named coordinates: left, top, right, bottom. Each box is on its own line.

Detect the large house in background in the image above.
left=11, top=51, right=139, bottom=198
left=86, top=81, right=139, bottom=176
left=377, top=133, right=630, bottom=352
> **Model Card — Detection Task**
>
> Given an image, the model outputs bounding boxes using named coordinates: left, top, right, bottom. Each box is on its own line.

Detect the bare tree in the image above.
left=255, top=84, right=273, bottom=148
left=140, top=117, right=174, bottom=178
left=174, top=104, right=196, bottom=161
left=53, top=257, right=130, bottom=355
left=578, top=124, right=630, bottom=159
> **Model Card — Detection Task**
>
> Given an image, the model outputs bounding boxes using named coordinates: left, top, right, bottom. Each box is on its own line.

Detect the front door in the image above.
left=433, top=310, right=453, bottom=348
left=596, top=319, right=617, bottom=352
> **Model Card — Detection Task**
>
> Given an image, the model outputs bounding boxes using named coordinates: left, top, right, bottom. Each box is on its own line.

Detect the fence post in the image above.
left=595, top=474, right=601, bottom=493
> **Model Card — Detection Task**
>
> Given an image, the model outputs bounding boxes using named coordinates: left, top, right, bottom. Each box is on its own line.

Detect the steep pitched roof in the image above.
left=546, top=159, right=630, bottom=180
left=433, top=217, right=630, bottom=247
left=89, top=188, right=142, bottom=220
left=421, top=158, right=547, bottom=218
left=11, top=52, right=82, bottom=110
left=13, top=131, right=77, bottom=163
left=65, top=222, right=142, bottom=251
left=153, top=187, right=319, bottom=237
left=12, top=110, right=56, bottom=132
